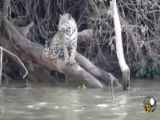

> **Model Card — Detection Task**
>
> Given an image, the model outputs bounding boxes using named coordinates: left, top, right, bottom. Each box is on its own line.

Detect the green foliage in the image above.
left=136, top=58, right=160, bottom=78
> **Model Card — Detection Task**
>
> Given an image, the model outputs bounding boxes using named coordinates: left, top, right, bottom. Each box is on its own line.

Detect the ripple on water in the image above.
left=96, top=104, right=109, bottom=108
left=94, top=95, right=103, bottom=99
left=27, top=102, right=48, bottom=110
left=73, top=109, right=84, bottom=112
left=53, top=105, right=60, bottom=109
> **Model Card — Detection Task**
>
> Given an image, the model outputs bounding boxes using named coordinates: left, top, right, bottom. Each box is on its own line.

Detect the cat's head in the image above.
left=58, top=13, right=77, bottom=35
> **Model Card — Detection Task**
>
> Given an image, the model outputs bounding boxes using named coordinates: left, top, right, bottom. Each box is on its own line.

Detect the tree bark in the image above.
left=2, top=17, right=121, bottom=88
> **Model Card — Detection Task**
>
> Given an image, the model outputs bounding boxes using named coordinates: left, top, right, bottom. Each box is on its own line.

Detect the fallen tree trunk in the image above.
left=76, top=53, right=121, bottom=87
left=78, top=29, right=93, bottom=43
left=2, top=18, right=121, bottom=88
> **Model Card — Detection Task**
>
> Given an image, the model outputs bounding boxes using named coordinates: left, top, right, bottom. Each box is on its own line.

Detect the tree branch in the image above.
left=112, top=0, right=130, bottom=90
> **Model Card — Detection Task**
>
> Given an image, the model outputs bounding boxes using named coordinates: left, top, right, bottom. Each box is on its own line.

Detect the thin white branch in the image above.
left=112, top=0, right=130, bottom=89
left=0, top=46, right=28, bottom=80
left=112, top=0, right=128, bottom=70
left=0, top=47, right=3, bottom=85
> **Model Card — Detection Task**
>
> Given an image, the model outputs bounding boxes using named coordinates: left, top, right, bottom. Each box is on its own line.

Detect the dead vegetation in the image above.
left=0, top=0, right=159, bottom=88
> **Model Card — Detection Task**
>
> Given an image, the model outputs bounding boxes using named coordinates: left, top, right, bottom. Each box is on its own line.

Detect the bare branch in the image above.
left=112, top=0, right=130, bottom=90
left=0, top=47, right=3, bottom=85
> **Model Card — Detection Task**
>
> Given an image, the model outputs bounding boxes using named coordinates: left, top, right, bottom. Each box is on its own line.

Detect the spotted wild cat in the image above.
left=49, top=13, right=78, bottom=64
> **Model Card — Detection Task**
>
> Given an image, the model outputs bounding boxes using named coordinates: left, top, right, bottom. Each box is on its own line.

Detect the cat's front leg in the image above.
left=69, top=48, right=76, bottom=64
left=64, top=47, right=70, bottom=64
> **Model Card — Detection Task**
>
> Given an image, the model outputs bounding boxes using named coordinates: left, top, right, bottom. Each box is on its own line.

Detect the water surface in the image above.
left=0, top=80, right=160, bottom=120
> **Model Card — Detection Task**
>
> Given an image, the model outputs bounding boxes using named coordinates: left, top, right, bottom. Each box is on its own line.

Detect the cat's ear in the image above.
left=59, top=14, right=62, bottom=18
left=68, top=14, right=72, bottom=19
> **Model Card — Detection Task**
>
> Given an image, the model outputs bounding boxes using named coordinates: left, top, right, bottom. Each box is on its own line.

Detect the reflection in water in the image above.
left=0, top=80, right=160, bottom=120
left=27, top=102, right=48, bottom=110
left=112, top=94, right=128, bottom=120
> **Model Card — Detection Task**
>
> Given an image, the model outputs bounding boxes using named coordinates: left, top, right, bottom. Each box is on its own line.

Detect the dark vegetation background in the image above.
left=0, top=0, right=160, bottom=86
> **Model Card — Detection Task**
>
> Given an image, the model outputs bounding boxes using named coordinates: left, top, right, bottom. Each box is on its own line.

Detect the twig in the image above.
left=0, top=47, right=3, bottom=85
left=0, top=46, right=28, bottom=80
